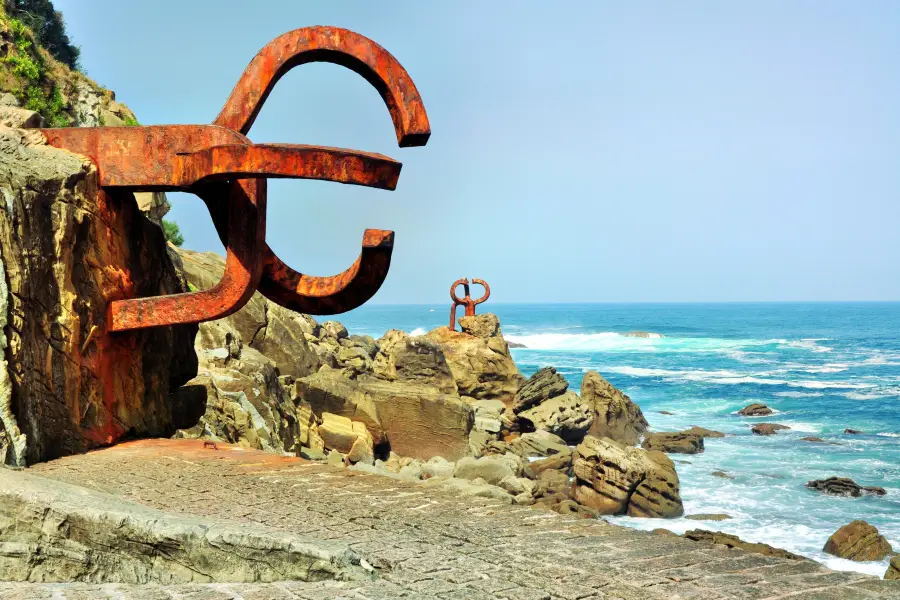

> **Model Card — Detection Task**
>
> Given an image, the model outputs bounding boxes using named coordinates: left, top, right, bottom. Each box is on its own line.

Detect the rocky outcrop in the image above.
left=642, top=432, right=705, bottom=454
left=572, top=435, right=683, bottom=518
left=507, top=430, right=570, bottom=458
left=0, top=127, right=196, bottom=466
left=886, top=556, right=900, bottom=580
left=806, top=477, right=887, bottom=498
left=751, top=423, right=790, bottom=436
left=371, top=329, right=457, bottom=393
left=296, top=369, right=473, bottom=460
left=426, top=314, right=520, bottom=404
left=738, top=403, right=773, bottom=416
left=517, top=390, right=592, bottom=443
left=0, top=468, right=368, bottom=583
left=582, top=370, right=648, bottom=445
left=512, top=367, right=568, bottom=413
left=683, top=530, right=803, bottom=560
left=823, top=520, right=894, bottom=562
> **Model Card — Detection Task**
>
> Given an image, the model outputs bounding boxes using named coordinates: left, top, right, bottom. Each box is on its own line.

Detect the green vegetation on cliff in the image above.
left=0, top=0, right=137, bottom=127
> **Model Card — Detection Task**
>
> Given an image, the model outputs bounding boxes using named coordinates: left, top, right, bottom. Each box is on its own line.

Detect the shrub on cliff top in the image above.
left=5, top=0, right=80, bottom=70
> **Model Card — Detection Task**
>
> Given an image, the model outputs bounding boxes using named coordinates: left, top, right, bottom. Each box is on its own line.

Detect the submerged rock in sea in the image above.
left=806, top=477, right=887, bottom=498
left=572, top=435, right=683, bottom=518
left=684, top=426, right=725, bottom=438
left=622, top=331, right=664, bottom=338
left=642, top=431, right=705, bottom=454
left=823, top=520, right=893, bottom=562
left=711, top=470, right=730, bottom=479
left=685, top=513, right=731, bottom=521
left=845, top=428, right=864, bottom=435
left=683, top=530, right=803, bottom=560
left=751, top=423, right=790, bottom=436
left=738, top=403, right=773, bottom=417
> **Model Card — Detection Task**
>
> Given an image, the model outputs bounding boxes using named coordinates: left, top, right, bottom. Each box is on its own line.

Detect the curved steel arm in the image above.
left=470, top=278, right=491, bottom=304
left=215, top=26, right=430, bottom=147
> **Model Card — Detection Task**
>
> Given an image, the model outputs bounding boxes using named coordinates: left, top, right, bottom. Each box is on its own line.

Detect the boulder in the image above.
left=0, top=106, right=43, bottom=128
left=318, top=413, right=372, bottom=455
left=422, top=476, right=513, bottom=503
left=738, top=403, right=773, bottom=416
left=528, top=452, right=573, bottom=477
left=371, top=329, right=457, bottom=393
left=823, top=520, right=893, bottom=562
left=683, top=530, right=803, bottom=560
left=751, top=423, right=790, bottom=436
left=642, top=432, right=705, bottom=454
left=0, top=127, right=197, bottom=466
left=582, top=370, right=648, bottom=445
left=684, top=426, right=725, bottom=438
left=517, top=390, right=593, bottom=444
left=572, top=435, right=683, bottom=518
left=886, top=556, right=900, bottom=580
left=470, top=399, right=505, bottom=434
left=426, top=314, right=520, bottom=404
left=806, top=477, right=887, bottom=498
left=453, top=454, right=521, bottom=486
left=295, top=369, right=473, bottom=460
left=507, top=430, right=570, bottom=458
left=421, top=456, right=454, bottom=480
left=513, top=367, right=568, bottom=413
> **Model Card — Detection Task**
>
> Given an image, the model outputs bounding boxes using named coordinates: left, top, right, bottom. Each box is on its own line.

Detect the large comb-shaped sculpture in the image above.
left=38, top=26, right=430, bottom=331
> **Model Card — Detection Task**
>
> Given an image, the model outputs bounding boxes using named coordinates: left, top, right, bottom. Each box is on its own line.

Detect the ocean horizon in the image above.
left=338, top=301, right=900, bottom=576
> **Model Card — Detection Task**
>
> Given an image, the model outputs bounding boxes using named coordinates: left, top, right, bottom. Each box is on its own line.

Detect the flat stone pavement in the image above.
left=3, top=439, right=899, bottom=600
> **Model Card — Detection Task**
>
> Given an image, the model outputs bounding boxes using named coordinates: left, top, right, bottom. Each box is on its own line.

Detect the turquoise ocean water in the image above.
left=338, top=302, right=900, bottom=575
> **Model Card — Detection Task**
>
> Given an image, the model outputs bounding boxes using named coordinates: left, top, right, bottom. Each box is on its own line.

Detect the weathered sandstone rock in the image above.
left=0, top=127, right=196, bottom=466
left=507, top=430, right=570, bottom=458
left=318, top=412, right=373, bottom=456
left=823, top=520, right=893, bottom=562
left=454, top=454, right=522, bottom=485
left=0, top=469, right=368, bottom=583
left=0, top=105, right=43, bottom=128
left=738, top=403, right=773, bottom=416
left=296, top=369, right=473, bottom=460
left=371, top=329, right=457, bottom=393
left=426, top=314, right=520, bottom=404
left=513, top=367, right=568, bottom=413
left=517, top=390, right=593, bottom=443
left=886, top=556, right=900, bottom=580
left=684, top=426, right=725, bottom=438
left=642, top=431, right=705, bottom=454
left=177, top=249, right=319, bottom=380
left=751, top=423, right=790, bottom=435
left=572, top=435, right=683, bottom=518
left=683, top=530, right=803, bottom=560
left=582, top=370, right=648, bottom=445
left=806, top=477, right=887, bottom=497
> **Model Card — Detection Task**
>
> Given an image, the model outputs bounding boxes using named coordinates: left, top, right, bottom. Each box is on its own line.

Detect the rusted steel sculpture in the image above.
left=38, top=26, right=430, bottom=331
left=449, top=278, right=491, bottom=331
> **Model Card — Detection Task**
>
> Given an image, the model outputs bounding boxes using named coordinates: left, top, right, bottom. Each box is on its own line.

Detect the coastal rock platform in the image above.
left=2, top=439, right=898, bottom=599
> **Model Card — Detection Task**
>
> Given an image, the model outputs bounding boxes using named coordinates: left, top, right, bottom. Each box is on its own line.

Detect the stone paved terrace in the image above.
left=2, top=439, right=899, bottom=600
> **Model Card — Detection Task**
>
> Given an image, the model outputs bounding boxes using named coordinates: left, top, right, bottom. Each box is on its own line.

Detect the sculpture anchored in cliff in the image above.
left=449, top=278, right=491, bottom=331
left=38, top=26, right=430, bottom=332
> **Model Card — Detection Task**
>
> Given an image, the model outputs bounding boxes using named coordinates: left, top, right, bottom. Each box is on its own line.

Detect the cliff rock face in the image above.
left=0, top=127, right=196, bottom=465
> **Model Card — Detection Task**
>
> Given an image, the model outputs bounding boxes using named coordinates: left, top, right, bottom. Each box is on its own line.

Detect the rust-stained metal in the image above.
left=449, top=278, right=491, bottom=331
left=37, top=26, right=430, bottom=332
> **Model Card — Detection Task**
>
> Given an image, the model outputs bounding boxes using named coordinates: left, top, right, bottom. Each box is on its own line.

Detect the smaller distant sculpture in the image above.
left=449, top=278, right=490, bottom=331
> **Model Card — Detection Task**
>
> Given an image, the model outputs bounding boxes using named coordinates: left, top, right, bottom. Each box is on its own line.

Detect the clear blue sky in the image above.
left=55, top=1, right=900, bottom=303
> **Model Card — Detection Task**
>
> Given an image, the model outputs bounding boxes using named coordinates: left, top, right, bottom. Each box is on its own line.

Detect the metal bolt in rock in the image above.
left=38, top=26, right=431, bottom=332
left=449, top=278, right=490, bottom=331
